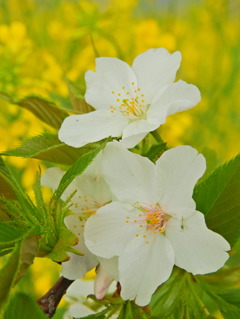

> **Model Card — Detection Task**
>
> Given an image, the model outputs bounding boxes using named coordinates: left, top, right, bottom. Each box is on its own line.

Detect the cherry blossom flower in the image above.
left=58, top=48, right=201, bottom=148
left=84, top=143, right=230, bottom=306
left=41, top=153, right=113, bottom=280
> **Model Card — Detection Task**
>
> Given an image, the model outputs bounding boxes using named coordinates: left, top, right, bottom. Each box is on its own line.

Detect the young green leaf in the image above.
left=14, top=233, right=39, bottom=284
left=0, top=222, right=24, bottom=249
left=66, top=78, right=94, bottom=113
left=1, top=133, right=93, bottom=165
left=18, top=95, right=69, bottom=129
left=117, top=300, right=150, bottom=319
left=0, top=244, right=20, bottom=308
left=0, top=233, right=38, bottom=308
left=193, top=154, right=240, bottom=246
left=0, top=157, right=17, bottom=200
left=47, top=227, right=79, bottom=263
left=143, top=142, right=167, bottom=162
left=3, top=292, right=47, bottom=319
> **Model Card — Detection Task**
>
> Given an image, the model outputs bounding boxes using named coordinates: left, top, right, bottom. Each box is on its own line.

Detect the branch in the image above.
left=36, top=276, right=74, bottom=317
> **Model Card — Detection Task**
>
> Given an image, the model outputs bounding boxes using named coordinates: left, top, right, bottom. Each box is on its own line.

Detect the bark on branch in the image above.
left=36, top=276, right=74, bottom=317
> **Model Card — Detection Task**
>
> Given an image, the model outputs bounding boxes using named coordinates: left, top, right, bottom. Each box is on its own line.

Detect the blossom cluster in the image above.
left=42, top=48, right=230, bottom=307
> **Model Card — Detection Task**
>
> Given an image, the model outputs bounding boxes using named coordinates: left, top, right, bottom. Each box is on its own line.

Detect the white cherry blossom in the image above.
left=59, top=48, right=201, bottom=148
left=84, top=143, right=230, bottom=306
left=41, top=153, right=112, bottom=280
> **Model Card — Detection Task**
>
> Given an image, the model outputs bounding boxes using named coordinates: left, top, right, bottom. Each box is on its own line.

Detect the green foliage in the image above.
left=1, top=133, right=95, bottom=165
left=197, top=277, right=240, bottom=319
left=47, top=227, right=80, bottom=262
left=0, top=157, right=18, bottom=200
left=143, top=142, right=167, bottom=162
left=66, top=78, right=94, bottom=114
left=3, top=292, right=47, bottom=319
left=0, top=234, right=38, bottom=308
left=117, top=301, right=150, bottom=319
left=193, top=154, right=240, bottom=246
left=0, top=92, right=69, bottom=129
left=16, top=95, right=69, bottom=129
left=0, top=222, right=24, bottom=249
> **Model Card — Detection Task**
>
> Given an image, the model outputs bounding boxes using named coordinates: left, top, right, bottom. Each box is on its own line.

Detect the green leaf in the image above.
left=0, top=245, right=20, bottom=307
left=193, top=154, right=240, bottom=246
left=0, top=93, right=69, bottom=129
left=66, top=78, right=94, bottom=113
left=18, top=95, right=69, bottom=129
left=47, top=227, right=78, bottom=262
left=0, top=157, right=17, bottom=200
left=1, top=133, right=94, bottom=165
left=55, top=141, right=107, bottom=200
left=3, top=292, right=47, bottom=319
left=74, top=313, right=106, bottom=319
left=219, top=289, right=240, bottom=308
left=143, top=142, right=167, bottom=162
left=0, top=234, right=38, bottom=308
left=0, top=222, right=24, bottom=249
left=14, top=233, right=39, bottom=284
left=117, top=300, right=150, bottom=319
left=198, top=278, right=240, bottom=319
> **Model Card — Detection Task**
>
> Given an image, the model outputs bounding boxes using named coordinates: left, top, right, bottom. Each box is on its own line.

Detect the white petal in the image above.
left=94, top=257, right=118, bottom=299
left=132, top=48, right=181, bottom=103
left=148, top=80, right=201, bottom=122
left=62, top=215, right=98, bottom=279
left=70, top=152, right=112, bottom=210
left=119, top=234, right=174, bottom=306
left=41, top=167, right=65, bottom=191
left=102, top=142, right=157, bottom=204
left=66, top=280, right=94, bottom=299
left=85, top=202, right=141, bottom=258
left=85, top=57, right=137, bottom=109
left=58, top=110, right=128, bottom=148
left=121, top=119, right=158, bottom=148
left=98, top=257, right=119, bottom=281
left=165, top=211, right=230, bottom=275
left=121, top=132, right=147, bottom=149
left=68, top=303, right=95, bottom=318
left=156, top=145, right=206, bottom=218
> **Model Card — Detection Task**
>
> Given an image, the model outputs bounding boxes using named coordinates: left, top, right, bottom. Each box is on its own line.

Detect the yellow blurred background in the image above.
left=0, top=0, right=239, bottom=317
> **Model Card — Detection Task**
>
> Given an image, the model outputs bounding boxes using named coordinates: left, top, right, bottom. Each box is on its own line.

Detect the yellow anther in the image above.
left=143, top=235, right=146, bottom=238
left=122, top=86, right=125, bottom=89
left=118, top=93, right=121, bottom=96
left=131, top=82, right=135, bottom=85
left=112, top=91, right=115, bottom=94
left=138, top=88, right=141, bottom=91
left=136, top=234, right=139, bottom=237
left=146, top=241, right=149, bottom=244
left=126, top=221, right=129, bottom=223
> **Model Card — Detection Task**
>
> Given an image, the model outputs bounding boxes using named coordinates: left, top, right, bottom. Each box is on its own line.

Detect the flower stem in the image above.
left=150, top=130, right=166, bottom=145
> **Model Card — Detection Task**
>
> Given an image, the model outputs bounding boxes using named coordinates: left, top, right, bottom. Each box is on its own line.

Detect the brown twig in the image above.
left=36, top=276, right=74, bottom=317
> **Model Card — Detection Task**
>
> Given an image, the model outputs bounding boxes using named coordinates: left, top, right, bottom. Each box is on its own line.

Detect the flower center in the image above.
left=109, top=82, right=149, bottom=119
left=126, top=202, right=168, bottom=238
